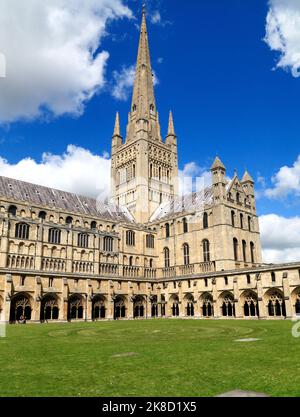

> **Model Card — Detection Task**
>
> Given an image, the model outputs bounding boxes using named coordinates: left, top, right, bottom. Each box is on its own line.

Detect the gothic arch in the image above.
left=92, top=295, right=106, bottom=320
left=240, top=290, right=259, bottom=318
left=169, top=294, right=180, bottom=317
left=133, top=295, right=145, bottom=319
left=9, top=292, right=32, bottom=323
left=264, top=289, right=286, bottom=318
left=40, top=294, right=59, bottom=322
left=68, top=294, right=84, bottom=321
left=291, top=287, right=300, bottom=315
left=184, top=293, right=194, bottom=317
left=199, top=293, right=214, bottom=317
left=219, top=291, right=235, bottom=317
left=114, top=295, right=127, bottom=320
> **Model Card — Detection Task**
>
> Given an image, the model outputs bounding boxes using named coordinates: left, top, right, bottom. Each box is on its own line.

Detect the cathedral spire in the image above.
left=113, top=112, right=121, bottom=137
left=167, top=111, right=176, bottom=136
left=131, top=6, right=156, bottom=119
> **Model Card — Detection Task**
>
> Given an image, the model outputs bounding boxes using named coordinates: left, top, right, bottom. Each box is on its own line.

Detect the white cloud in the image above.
left=111, top=64, right=159, bottom=101
left=260, top=214, right=300, bottom=263
left=264, top=0, right=300, bottom=77
left=0, top=0, right=132, bottom=124
left=0, top=145, right=111, bottom=200
left=178, top=162, right=211, bottom=196
left=111, top=65, right=136, bottom=101
left=265, top=155, right=300, bottom=199
left=150, top=11, right=162, bottom=25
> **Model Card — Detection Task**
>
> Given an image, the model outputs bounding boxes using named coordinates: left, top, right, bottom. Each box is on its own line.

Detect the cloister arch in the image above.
left=241, top=290, right=259, bottom=318
left=133, top=295, right=145, bottom=319
left=68, top=294, right=84, bottom=321
left=114, top=295, right=126, bottom=320
left=200, top=293, right=214, bottom=317
left=291, top=287, right=300, bottom=315
left=40, top=294, right=59, bottom=321
left=264, top=289, right=286, bottom=318
left=184, top=293, right=194, bottom=317
left=9, top=292, right=32, bottom=323
left=169, top=294, right=180, bottom=317
left=219, top=291, right=235, bottom=317
left=92, top=295, right=106, bottom=320
left=150, top=295, right=158, bottom=317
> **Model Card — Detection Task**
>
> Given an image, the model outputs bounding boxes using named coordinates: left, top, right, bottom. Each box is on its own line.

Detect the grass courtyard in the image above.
left=0, top=319, right=299, bottom=397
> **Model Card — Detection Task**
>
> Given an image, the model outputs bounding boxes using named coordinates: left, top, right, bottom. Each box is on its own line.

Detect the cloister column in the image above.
left=212, top=279, right=220, bottom=318
left=178, top=281, right=185, bottom=318
left=86, top=279, right=92, bottom=321
left=282, top=272, right=293, bottom=318
left=256, top=274, right=267, bottom=319
left=32, top=276, right=42, bottom=322
left=233, top=277, right=243, bottom=318
left=194, top=288, right=201, bottom=318
left=126, top=281, right=134, bottom=319
left=146, top=283, right=152, bottom=318
left=107, top=280, right=114, bottom=320
left=4, top=274, right=12, bottom=322
left=60, top=278, right=68, bottom=321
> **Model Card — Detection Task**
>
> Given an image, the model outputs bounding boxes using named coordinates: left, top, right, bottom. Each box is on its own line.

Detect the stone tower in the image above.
left=111, top=8, right=179, bottom=223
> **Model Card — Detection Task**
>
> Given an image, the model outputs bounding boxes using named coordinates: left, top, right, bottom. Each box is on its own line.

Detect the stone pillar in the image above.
left=212, top=278, right=220, bottom=318
left=32, top=276, right=42, bottom=322
left=233, top=277, right=243, bottom=318
left=59, top=278, right=68, bottom=321
left=4, top=274, right=12, bottom=322
left=256, top=273, right=267, bottom=319
left=146, top=283, right=152, bottom=319
left=86, top=279, right=92, bottom=321
left=194, top=285, right=200, bottom=318
left=107, top=280, right=114, bottom=320
left=178, top=281, right=184, bottom=318
left=127, top=281, right=134, bottom=320
left=282, top=272, right=293, bottom=318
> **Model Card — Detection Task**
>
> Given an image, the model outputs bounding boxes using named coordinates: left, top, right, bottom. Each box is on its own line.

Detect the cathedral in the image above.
left=0, top=10, right=299, bottom=324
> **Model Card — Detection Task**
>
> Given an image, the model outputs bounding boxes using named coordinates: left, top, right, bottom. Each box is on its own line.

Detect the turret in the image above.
left=111, top=112, right=122, bottom=154
left=166, top=111, right=177, bottom=147
left=211, top=156, right=226, bottom=202
left=241, top=170, right=255, bottom=209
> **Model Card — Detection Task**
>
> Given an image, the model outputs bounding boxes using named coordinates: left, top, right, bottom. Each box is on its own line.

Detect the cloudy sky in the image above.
left=0, top=0, right=299, bottom=263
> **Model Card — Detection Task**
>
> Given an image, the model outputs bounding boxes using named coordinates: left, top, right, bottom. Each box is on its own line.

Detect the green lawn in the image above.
left=0, top=319, right=299, bottom=397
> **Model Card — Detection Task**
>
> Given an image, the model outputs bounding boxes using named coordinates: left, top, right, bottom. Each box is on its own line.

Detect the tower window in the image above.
left=104, top=236, right=114, bottom=252
left=126, top=230, right=135, bottom=246
left=48, top=228, right=61, bottom=245
left=240, top=213, right=244, bottom=229
left=8, top=205, right=17, bottom=216
left=231, top=211, right=235, bottom=227
left=203, top=212, right=208, bottom=229
left=247, top=274, right=251, bottom=284
left=203, top=239, right=210, bottom=262
left=204, top=278, right=208, bottom=287
left=183, top=243, right=190, bottom=265
left=233, top=238, right=239, bottom=262
left=224, top=277, right=228, bottom=286
left=271, top=272, right=276, bottom=283
left=146, top=234, right=155, bottom=249
left=242, top=240, right=247, bottom=262
left=250, top=242, right=255, bottom=263
left=164, top=247, right=170, bottom=268
left=248, top=216, right=251, bottom=231
left=183, top=217, right=188, bottom=233
left=15, top=223, right=30, bottom=240
left=78, top=233, right=89, bottom=248
left=165, top=223, right=170, bottom=239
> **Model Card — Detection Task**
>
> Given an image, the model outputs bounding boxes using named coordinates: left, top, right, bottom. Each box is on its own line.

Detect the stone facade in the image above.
left=0, top=10, right=299, bottom=323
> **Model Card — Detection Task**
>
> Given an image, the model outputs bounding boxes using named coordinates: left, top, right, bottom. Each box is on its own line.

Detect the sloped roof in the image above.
left=150, top=187, right=214, bottom=222
left=0, top=176, right=134, bottom=223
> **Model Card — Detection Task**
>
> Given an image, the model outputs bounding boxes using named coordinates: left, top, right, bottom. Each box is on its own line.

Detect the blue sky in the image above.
left=0, top=0, right=299, bottom=262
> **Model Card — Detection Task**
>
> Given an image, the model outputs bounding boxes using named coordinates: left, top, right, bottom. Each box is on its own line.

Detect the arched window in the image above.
left=8, top=205, right=17, bottom=216
left=129, top=256, right=133, bottom=267
left=183, top=243, right=190, bottom=265
left=236, top=192, right=240, bottom=203
left=38, top=211, right=46, bottom=221
left=66, top=216, right=73, bottom=226
left=103, top=236, right=113, bottom=252
left=146, top=234, right=155, bottom=249
left=203, top=212, right=208, bottom=229
left=132, top=164, right=136, bottom=178
left=242, top=240, right=247, bottom=262
left=149, top=259, right=153, bottom=268
left=48, top=228, right=61, bottom=244
left=233, top=238, right=239, bottom=262
left=126, top=230, right=135, bottom=246
left=15, top=223, right=30, bottom=240
left=271, top=272, right=276, bottom=283
left=250, top=242, right=255, bottom=263
left=164, top=247, right=170, bottom=268
left=183, top=217, right=188, bottom=233
left=78, top=233, right=89, bottom=248
left=231, top=211, right=235, bottom=227
left=248, top=216, right=251, bottom=231
left=203, top=239, right=210, bottom=262
left=149, top=164, right=153, bottom=178
left=240, top=213, right=244, bottom=229
left=165, top=223, right=170, bottom=239
left=91, top=221, right=97, bottom=230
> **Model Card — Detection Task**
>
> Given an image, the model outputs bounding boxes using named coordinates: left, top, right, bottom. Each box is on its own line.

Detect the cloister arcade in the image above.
left=5, top=285, right=300, bottom=323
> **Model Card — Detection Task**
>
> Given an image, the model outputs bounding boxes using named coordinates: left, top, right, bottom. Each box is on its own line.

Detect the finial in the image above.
left=142, top=2, right=146, bottom=15
left=167, top=111, right=175, bottom=136
left=234, top=168, right=238, bottom=177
